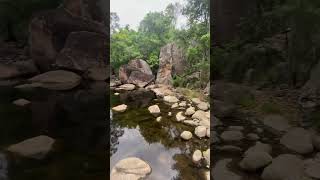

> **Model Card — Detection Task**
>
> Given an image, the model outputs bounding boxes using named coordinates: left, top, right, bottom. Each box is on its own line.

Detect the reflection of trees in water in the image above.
left=110, top=110, right=124, bottom=156
left=172, top=153, right=206, bottom=180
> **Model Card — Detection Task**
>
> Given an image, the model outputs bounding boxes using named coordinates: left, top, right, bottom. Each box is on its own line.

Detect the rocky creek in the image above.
left=110, top=85, right=210, bottom=180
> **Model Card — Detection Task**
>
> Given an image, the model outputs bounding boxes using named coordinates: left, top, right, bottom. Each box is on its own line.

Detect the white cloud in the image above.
left=111, top=0, right=187, bottom=30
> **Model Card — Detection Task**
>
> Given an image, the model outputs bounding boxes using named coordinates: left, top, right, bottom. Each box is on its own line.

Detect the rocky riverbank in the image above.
left=211, top=81, right=320, bottom=180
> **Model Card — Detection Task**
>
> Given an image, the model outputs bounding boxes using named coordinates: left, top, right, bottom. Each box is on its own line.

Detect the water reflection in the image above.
left=110, top=89, right=208, bottom=180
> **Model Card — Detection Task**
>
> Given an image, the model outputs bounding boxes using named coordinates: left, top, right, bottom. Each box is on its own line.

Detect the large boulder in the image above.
left=29, top=8, right=107, bottom=71
left=111, top=157, right=151, bottom=180
left=156, top=43, right=186, bottom=85
left=55, top=31, right=108, bottom=72
left=119, top=59, right=154, bottom=88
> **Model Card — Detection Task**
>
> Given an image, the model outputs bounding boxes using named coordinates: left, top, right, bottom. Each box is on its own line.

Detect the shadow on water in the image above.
left=110, top=89, right=209, bottom=180
left=0, top=82, right=107, bottom=180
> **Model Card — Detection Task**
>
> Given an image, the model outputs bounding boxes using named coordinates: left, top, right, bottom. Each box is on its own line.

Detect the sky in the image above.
left=110, top=0, right=187, bottom=30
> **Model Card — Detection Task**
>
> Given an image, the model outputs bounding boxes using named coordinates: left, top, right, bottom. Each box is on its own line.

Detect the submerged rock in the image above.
left=110, top=157, right=151, bottom=180
left=112, top=104, right=127, bottom=113
left=213, top=159, right=241, bottom=180
left=7, top=135, right=55, bottom=159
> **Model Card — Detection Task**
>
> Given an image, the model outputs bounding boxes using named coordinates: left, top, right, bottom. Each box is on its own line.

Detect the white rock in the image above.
left=191, top=98, right=202, bottom=105
left=197, top=102, right=209, bottom=111
left=179, top=101, right=187, bottom=107
left=171, top=103, right=179, bottom=109
left=192, top=150, right=202, bottom=163
left=168, top=112, right=172, bottom=116
left=148, top=105, right=161, bottom=116
left=164, top=96, right=179, bottom=103
left=7, top=135, right=55, bottom=159
left=112, top=104, right=127, bottom=112
left=195, top=126, right=207, bottom=138
left=180, top=131, right=192, bottom=140
left=118, top=84, right=135, bottom=91
left=110, top=157, right=151, bottom=180
left=114, top=92, right=120, bottom=96
left=176, top=112, right=186, bottom=121
left=185, top=107, right=196, bottom=116
left=13, top=99, right=31, bottom=107
left=156, top=116, right=162, bottom=122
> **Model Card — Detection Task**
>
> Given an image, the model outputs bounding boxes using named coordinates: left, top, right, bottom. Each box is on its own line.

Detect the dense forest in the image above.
left=111, top=0, right=209, bottom=89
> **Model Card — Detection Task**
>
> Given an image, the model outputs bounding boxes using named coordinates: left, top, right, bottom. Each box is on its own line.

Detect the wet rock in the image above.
left=112, top=104, right=127, bottom=112
left=213, top=159, right=241, bottom=180
left=13, top=99, right=31, bottom=107
left=176, top=112, right=186, bottom=121
left=164, top=95, right=179, bottom=103
left=197, top=102, right=209, bottom=111
left=240, top=151, right=272, bottom=171
left=180, top=131, right=192, bottom=140
left=192, top=150, right=202, bottom=163
left=148, top=105, right=161, bottom=116
left=185, top=106, right=195, bottom=116
left=28, top=70, right=81, bottom=90
left=262, top=115, right=291, bottom=133
left=261, top=154, right=304, bottom=180
left=7, top=135, right=55, bottom=159
left=110, top=157, right=151, bottom=180
left=280, top=128, right=313, bottom=154
left=118, top=84, right=135, bottom=91
left=195, top=126, right=207, bottom=138
left=221, top=131, right=244, bottom=142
